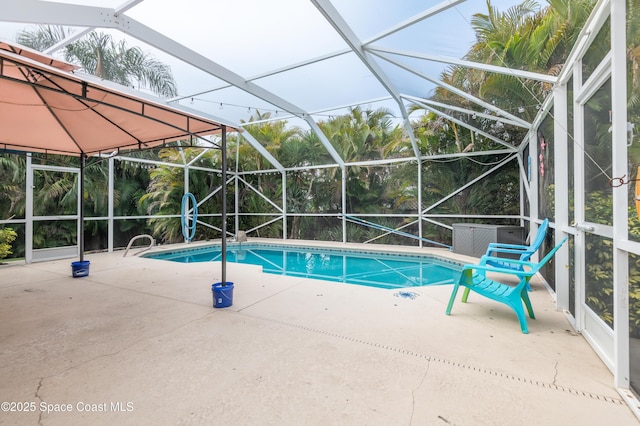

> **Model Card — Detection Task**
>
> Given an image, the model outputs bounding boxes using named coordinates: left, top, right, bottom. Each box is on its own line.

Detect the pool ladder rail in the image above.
left=123, top=234, right=156, bottom=257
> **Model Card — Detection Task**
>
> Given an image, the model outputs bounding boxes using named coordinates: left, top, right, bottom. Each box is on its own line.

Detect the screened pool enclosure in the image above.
left=1, top=0, right=640, bottom=418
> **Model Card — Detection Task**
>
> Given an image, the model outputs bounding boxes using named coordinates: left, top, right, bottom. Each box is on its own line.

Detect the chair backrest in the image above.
left=512, top=219, right=549, bottom=261
left=528, top=218, right=549, bottom=251
left=528, top=236, right=568, bottom=274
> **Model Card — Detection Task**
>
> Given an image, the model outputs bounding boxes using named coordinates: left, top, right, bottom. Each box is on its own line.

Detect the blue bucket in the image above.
left=71, top=260, right=90, bottom=278
left=212, top=282, right=234, bottom=308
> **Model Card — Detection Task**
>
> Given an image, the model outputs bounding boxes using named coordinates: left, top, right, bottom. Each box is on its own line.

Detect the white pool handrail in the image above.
left=123, top=234, right=156, bottom=257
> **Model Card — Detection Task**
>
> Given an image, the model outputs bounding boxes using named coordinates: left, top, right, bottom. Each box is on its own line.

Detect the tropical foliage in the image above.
left=17, top=26, right=177, bottom=97
left=628, top=0, right=640, bottom=338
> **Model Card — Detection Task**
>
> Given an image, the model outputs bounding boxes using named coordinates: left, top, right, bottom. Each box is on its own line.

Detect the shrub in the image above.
left=0, top=227, right=17, bottom=260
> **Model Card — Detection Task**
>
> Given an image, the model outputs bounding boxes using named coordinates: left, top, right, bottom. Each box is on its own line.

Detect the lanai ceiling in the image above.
left=0, top=0, right=553, bottom=167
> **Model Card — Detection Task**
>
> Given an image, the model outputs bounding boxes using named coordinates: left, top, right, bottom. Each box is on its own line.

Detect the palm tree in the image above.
left=280, top=130, right=330, bottom=239
left=14, top=24, right=68, bottom=51
left=139, top=148, right=193, bottom=243
left=301, top=107, right=411, bottom=243
left=17, top=25, right=177, bottom=97
left=467, top=0, right=594, bottom=117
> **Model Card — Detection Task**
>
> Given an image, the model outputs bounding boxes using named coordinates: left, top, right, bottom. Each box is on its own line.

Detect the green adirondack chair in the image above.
left=446, top=236, right=568, bottom=334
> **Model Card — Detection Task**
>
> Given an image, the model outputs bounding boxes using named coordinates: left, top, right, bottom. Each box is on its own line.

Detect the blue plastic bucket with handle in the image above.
left=71, top=260, right=90, bottom=278
left=212, top=282, right=234, bottom=308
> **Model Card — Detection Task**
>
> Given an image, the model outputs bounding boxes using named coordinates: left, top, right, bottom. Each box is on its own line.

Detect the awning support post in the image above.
left=79, top=152, right=85, bottom=262
left=221, top=126, right=227, bottom=285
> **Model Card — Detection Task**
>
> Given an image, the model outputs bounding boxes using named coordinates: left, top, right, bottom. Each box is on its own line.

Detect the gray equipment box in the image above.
left=452, top=223, right=525, bottom=258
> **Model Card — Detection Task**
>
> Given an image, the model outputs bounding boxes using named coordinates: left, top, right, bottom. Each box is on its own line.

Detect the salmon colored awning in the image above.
left=0, top=40, right=240, bottom=157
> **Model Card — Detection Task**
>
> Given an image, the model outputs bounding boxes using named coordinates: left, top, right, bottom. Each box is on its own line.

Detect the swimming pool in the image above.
left=144, top=243, right=462, bottom=290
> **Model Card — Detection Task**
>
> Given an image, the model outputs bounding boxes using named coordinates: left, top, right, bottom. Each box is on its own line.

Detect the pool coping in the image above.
left=142, top=239, right=465, bottom=268
left=142, top=237, right=475, bottom=265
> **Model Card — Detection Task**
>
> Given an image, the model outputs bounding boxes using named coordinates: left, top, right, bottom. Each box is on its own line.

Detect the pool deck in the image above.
left=0, top=239, right=638, bottom=425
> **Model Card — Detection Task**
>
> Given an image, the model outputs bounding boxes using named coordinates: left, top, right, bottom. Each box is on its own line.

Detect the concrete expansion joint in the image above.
left=89, top=280, right=213, bottom=307
left=236, top=283, right=304, bottom=313
left=241, top=312, right=627, bottom=406
left=410, top=364, right=430, bottom=425
left=34, top=377, right=44, bottom=426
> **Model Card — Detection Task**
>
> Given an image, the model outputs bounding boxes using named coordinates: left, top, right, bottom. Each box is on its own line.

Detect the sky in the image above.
left=0, top=0, right=533, bottom=127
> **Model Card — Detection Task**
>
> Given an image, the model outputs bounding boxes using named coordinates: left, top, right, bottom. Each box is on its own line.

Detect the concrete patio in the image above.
left=0, top=241, right=637, bottom=425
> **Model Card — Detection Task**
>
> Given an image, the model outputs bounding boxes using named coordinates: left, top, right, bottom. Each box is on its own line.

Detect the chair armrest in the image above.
left=480, top=255, right=536, bottom=275
left=472, top=256, right=537, bottom=277
left=461, top=265, right=532, bottom=279
left=485, top=247, right=532, bottom=256
left=487, top=242, right=530, bottom=251
left=480, top=255, right=523, bottom=269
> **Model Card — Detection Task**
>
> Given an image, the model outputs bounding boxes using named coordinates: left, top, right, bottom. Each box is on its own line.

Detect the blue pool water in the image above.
left=144, top=243, right=462, bottom=290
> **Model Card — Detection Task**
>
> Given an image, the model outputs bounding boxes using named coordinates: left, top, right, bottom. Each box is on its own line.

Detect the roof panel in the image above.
left=127, top=0, right=348, bottom=77
left=254, top=53, right=390, bottom=113
left=330, top=0, right=445, bottom=41
left=0, top=0, right=536, bottom=157
left=43, top=0, right=121, bottom=5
